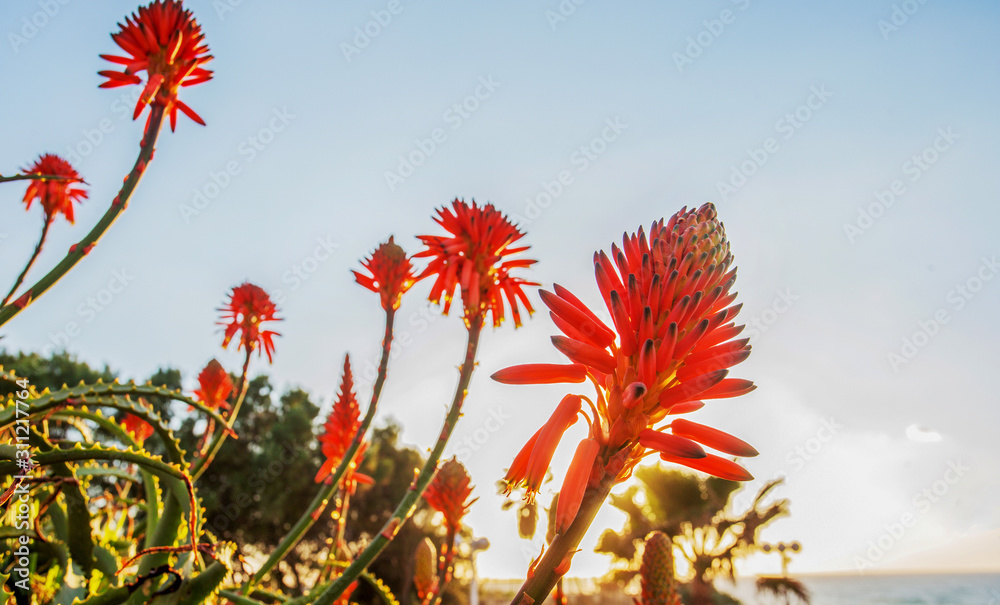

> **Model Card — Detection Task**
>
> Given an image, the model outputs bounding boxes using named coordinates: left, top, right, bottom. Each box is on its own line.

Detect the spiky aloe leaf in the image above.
left=30, top=427, right=95, bottom=577
left=54, top=399, right=187, bottom=466
left=0, top=380, right=231, bottom=438
left=0, top=569, right=14, bottom=604
left=0, top=442, right=199, bottom=565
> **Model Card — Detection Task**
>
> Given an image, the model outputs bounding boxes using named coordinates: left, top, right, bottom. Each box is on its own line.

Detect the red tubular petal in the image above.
left=661, top=295, right=691, bottom=335
left=491, top=363, right=587, bottom=385
left=659, top=452, right=754, bottom=481
left=670, top=418, right=758, bottom=457
left=540, top=289, right=615, bottom=349
left=698, top=322, right=745, bottom=349
left=666, top=401, right=705, bottom=415
left=675, top=349, right=751, bottom=383
left=553, top=284, right=616, bottom=343
left=353, top=473, right=375, bottom=485
left=504, top=427, right=543, bottom=487
left=551, top=336, right=617, bottom=374
left=656, top=323, right=678, bottom=373
left=685, top=338, right=751, bottom=365
left=550, top=311, right=591, bottom=344
left=555, top=438, right=600, bottom=533
left=609, top=290, right=637, bottom=357
left=674, top=318, right=710, bottom=361
left=639, top=339, right=656, bottom=389
left=627, top=274, right=642, bottom=330
left=175, top=99, right=205, bottom=125
left=638, top=306, right=654, bottom=345
left=525, top=395, right=582, bottom=491
left=595, top=251, right=625, bottom=311
left=659, top=270, right=680, bottom=314
left=658, top=369, right=728, bottom=407
left=639, top=429, right=706, bottom=459
left=699, top=378, right=756, bottom=400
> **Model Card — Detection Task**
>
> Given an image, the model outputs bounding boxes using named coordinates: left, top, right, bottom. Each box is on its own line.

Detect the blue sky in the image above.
left=2, top=0, right=999, bottom=580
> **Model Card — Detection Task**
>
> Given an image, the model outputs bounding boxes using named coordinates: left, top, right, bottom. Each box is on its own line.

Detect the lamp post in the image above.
left=468, top=537, right=490, bottom=605
left=760, top=541, right=801, bottom=576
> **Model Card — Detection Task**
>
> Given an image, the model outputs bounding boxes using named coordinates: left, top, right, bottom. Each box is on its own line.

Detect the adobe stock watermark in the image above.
left=453, top=406, right=512, bottom=460
left=178, top=107, right=295, bottom=223
left=715, top=85, right=833, bottom=203
left=355, top=302, right=446, bottom=393
left=40, top=268, right=136, bottom=357
left=510, top=117, right=628, bottom=226
left=784, top=417, right=842, bottom=472
left=340, top=0, right=413, bottom=62
left=672, top=0, right=751, bottom=73
left=60, top=86, right=144, bottom=167
left=744, top=288, right=799, bottom=340
left=7, top=0, right=73, bottom=54
left=843, top=127, right=958, bottom=243
left=383, top=75, right=501, bottom=192
left=878, top=0, right=931, bottom=41
left=9, top=375, right=35, bottom=600
left=887, top=255, right=998, bottom=371
left=854, top=459, right=970, bottom=572
left=270, top=235, right=341, bottom=306
left=545, top=0, right=590, bottom=31
left=212, top=0, right=247, bottom=21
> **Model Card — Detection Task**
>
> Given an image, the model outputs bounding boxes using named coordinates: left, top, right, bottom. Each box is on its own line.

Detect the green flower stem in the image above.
left=0, top=173, right=83, bottom=183
left=314, top=317, right=484, bottom=605
left=0, top=105, right=164, bottom=328
left=1, top=215, right=51, bottom=307
left=243, top=309, right=397, bottom=595
left=508, top=475, right=617, bottom=605
left=190, top=349, right=252, bottom=482
left=217, top=590, right=270, bottom=605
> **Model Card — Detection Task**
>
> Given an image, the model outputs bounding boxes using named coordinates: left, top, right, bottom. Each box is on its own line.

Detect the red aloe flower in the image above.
left=315, top=355, right=372, bottom=488
left=495, top=204, right=757, bottom=510
left=353, top=236, right=418, bottom=312
left=423, top=457, right=477, bottom=534
left=415, top=199, right=538, bottom=329
left=21, top=154, right=88, bottom=224
left=218, top=282, right=281, bottom=363
left=194, top=359, right=233, bottom=410
left=99, top=0, right=213, bottom=131
left=123, top=413, right=154, bottom=445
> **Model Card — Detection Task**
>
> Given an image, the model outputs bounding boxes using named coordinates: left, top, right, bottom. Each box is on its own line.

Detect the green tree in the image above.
left=2, top=349, right=449, bottom=603
left=596, top=465, right=789, bottom=605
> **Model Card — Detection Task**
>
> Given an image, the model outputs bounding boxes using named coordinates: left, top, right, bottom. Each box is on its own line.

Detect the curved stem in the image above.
left=2, top=216, right=51, bottom=307
left=0, top=106, right=164, bottom=326
left=508, top=476, right=617, bottom=605
left=191, top=349, right=252, bottom=482
left=0, top=173, right=83, bottom=184
left=243, top=309, right=397, bottom=594
left=314, top=318, right=484, bottom=605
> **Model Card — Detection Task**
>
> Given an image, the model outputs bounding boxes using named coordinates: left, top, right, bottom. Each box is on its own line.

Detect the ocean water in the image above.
left=724, top=573, right=1000, bottom=605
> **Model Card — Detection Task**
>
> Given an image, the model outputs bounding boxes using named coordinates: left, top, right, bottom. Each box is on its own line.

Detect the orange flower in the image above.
left=423, top=457, right=476, bottom=534
left=495, top=204, right=757, bottom=507
left=21, top=154, right=88, bottom=223
left=503, top=394, right=582, bottom=500
left=218, top=282, right=280, bottom=363
left=352, top=236, right=418, bottom=312
left=123, top=413, right=154, bottom=445
left=415, top=199, right=538, bottom=328
left=194, top=359, right=233, bottom=410
left=99, top=0, right=213, bottom=131
left=315, top=355, right=371, bottom=487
